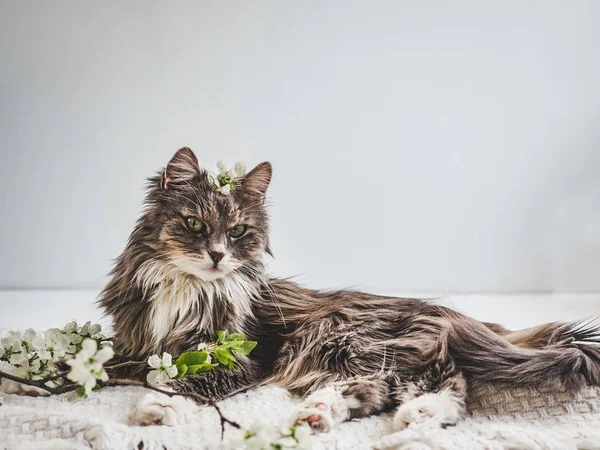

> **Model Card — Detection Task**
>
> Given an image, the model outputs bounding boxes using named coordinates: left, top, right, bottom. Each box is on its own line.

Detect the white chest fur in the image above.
left=135, top=259, right=258, bottom=349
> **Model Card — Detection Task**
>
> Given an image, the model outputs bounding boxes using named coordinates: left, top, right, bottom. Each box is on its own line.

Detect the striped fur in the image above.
left=103, top=148, right=600, bottom=431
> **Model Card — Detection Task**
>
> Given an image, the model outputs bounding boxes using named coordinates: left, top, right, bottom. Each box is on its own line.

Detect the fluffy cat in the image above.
left=101, top=147, right=600, bottom=432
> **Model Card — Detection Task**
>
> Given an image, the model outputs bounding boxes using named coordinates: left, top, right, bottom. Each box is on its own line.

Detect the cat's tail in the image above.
left=446, top=315, right=600, bottom=389
left=487, top=321, right=596, bottom=349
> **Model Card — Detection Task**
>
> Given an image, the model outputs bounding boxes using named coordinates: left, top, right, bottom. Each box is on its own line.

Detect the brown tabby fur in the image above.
left=100, top=147, right=600, bottom=428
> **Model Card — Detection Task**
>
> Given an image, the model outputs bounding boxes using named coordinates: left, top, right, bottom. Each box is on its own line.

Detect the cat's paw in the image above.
left=294, top=386, right=349, bottom=433
left=392, top=391, right=462, bottom=431
left=130, top=392, right=199, bottom=426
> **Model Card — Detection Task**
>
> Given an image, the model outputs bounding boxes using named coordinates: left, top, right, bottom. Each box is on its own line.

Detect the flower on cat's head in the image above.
left=147, top=352, right=178, bottom=385
left=208, top=160, right=246, bottom=196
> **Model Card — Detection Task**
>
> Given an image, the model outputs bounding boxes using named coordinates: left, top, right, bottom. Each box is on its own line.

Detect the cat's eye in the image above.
left=185, top=217, right=206, bottom=233
left=228, top=224, right=247, bottom=238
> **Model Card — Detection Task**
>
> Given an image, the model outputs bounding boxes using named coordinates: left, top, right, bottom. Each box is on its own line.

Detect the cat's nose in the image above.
left=208, top=251, right=225, bottom=265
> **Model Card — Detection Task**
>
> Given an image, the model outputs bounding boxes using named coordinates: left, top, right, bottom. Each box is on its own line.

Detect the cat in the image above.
left=101, top=147, right=600, bottom=432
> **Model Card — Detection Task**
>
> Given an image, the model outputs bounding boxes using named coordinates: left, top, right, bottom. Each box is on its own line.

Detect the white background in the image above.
left=1, top=1, right=599, bottom=297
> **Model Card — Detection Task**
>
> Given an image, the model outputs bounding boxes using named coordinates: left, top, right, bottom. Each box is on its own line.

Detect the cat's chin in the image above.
left=196, top=268, right=229, bottom=282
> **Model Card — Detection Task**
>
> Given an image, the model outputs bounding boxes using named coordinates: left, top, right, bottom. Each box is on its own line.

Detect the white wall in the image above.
left=1, top=1, right=599, bottom=293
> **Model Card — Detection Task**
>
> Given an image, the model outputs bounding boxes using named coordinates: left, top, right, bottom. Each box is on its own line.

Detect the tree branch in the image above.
left=0, top=369, right=241, bottom=435
left=104, top=360, right=147, bottom=370
left=0, top=369, right=64, bottom=394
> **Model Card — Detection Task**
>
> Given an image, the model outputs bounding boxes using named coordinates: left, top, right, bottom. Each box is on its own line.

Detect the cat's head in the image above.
left=139, top=147, right=272, bottom=283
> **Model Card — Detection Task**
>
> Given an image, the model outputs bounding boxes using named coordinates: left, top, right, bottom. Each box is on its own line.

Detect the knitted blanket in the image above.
left=1, top=384, right=600, bottom=450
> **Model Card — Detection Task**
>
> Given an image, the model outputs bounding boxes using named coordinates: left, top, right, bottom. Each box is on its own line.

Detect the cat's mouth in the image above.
left=170, top=255, right=235, bottom=282
left=197, top=268, right=227, bottom=281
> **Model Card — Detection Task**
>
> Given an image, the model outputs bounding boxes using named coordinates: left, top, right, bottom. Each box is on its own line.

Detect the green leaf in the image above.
left=75, top=386, right=86, bottom=397
left=224, top=333, right=245, bottom=342
left=216, top=341, right=242, bottom=350
left=232, top=340, right=257, bottom=356
left=216, top=330, right=227, bottom=343
left=186, top=362, right=219, bottom=375
left=214, top=348, right=236, bottom=369
left=176, top=363, right=188, bottom=379
left=176, top=351, right=208, bottom=367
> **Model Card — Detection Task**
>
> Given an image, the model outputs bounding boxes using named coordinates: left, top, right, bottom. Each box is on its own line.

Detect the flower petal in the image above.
left=148, top=354, right=162, bottom=369
left=146, top=370, right=161, bottom=385
left=68, top=333, right=83, bottom=344
left=233, top=162, right=246, bottom=177
left=80, top=339, right=97, bottom=357
left=166, top=365, right=179, bottom=379
left=63, top=321, right=78, bottom=333
left=79, top=321, right=91, bottom=336
left=23, top=328, right=36, bottom=341
left=217, top=160, right=227, bottom=173
left=157, top=371, right=170, bottom=384
left=161, top=352, right=172, bottom=367
left=98, top=369, right=109, bottom=382
left=84, top=376, right=97, bottom=394
left=95, top=345, right=115, bottom=364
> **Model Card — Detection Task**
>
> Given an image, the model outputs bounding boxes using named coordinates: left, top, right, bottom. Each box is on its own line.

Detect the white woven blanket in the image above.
left=1, top=383, right=600, bottom=450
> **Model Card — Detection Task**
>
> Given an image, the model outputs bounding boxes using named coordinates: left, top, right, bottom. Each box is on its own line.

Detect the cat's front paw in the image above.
left=392, top=391, right=462, bottom=431
left=295, top=386, right=349, bottom=433
left=130, top=392, right=199, bottom=426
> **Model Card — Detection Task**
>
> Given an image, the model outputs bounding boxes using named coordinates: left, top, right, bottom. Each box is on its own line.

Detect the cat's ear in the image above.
left=240, top=162, right=272, bottom=202
left=161, top=147, right=200, bottom=190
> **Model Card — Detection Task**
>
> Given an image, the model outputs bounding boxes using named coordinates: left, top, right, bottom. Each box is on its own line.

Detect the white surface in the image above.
left=2, top=382, right=600, bottom=450
left=1, top=2, right=600, bottom=292
left=1, top=290, right=599, bottom=332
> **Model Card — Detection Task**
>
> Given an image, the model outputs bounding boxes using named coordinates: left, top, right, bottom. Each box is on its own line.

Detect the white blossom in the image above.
left=221, top=427, right=246, bottom=450
left=293, top=425, right=312, bottom=449
left=30, top=335, right=51, bottom=361
left=207, top=171, right=220, bottom=187
left=23, top=328, right=36, bottom=343
left=232, top=162, right=247, bottom=177
left=146, top=352, right=178, bottom=385
left=63, top=320, right=78, bottom=333
left=44, top=328, right=72, bottom=358
left=196, top=342, right=213, bottom=364
left=66, top=338, right=114, bottom=394
left=3, top=331, right=23, bottom=349
left=89, top=323, right=102, bottom=337
left=245, top=420, right=276, bottom=450
left=8, top=352, right=27, bottom=366
left=208, top=161, right=247, bottom=196
left=217, top=160, right=228, bottom=172
left=79, top=321, right=91, bottom=336
left=68, top=333, right=83, bottom=345
left=7, top=351, right=42, bottom=379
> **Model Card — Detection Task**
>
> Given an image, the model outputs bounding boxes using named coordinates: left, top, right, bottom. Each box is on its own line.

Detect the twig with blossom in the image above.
left=0, top=368, right=241, bottom=436
left=0, top=322, right=310, bottom=448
